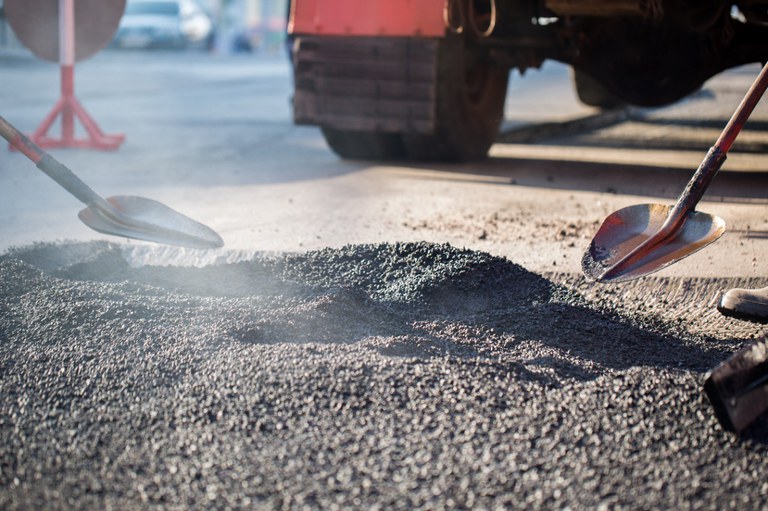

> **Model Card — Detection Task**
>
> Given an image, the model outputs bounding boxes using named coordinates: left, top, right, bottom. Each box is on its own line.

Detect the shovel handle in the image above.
left=669, top=62, right=768, bottom=222
left=716, top=62, right=768, bottom=154
left=667, top=146, right=727, bottom=229
left=0, top=115, right=44, bottom=163
left=0, top=114, right=105, bottom=207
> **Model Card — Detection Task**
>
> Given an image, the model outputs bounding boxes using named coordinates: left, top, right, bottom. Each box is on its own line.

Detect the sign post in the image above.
left=28, top=0, right=125, bottom=150
left=6, top=0, right=126, bottom=151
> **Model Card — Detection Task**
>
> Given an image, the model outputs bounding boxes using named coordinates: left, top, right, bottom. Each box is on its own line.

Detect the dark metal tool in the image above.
left=704, top=338, right=768, bottom=433
left=0, top=114, right=224, bottom=249
left=583, top=62, right=768, bottom=283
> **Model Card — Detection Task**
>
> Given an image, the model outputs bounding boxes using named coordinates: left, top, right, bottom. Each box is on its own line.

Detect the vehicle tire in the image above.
left=401, top=35, right=509, bottom=162
left=573, top=69, right=625, bottom=110
left=321, top=128, right=407, bottom=161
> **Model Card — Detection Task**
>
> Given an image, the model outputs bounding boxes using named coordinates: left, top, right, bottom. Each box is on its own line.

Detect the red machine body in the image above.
left=289, top=0, right=446, bottom=37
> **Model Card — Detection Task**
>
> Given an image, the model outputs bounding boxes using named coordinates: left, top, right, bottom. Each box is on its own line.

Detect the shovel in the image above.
left=0, top=114, right=224, bottom=249
left=583, top=62, right=768, bottom=283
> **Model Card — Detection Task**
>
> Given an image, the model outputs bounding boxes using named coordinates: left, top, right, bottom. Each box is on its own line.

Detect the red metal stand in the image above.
left=28, top=65, right=125, bottom=150
left=11, top=0, right=124, bottom=151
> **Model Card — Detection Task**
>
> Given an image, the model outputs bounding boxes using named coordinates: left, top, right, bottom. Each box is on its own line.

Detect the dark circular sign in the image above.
left=6, top=0, right=126, bottom=63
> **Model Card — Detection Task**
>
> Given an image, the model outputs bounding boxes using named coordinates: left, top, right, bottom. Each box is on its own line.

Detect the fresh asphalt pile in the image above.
left=1, top=241, right=767, bottom=510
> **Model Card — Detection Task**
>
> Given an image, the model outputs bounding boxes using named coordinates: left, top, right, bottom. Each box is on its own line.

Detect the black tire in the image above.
left=573, top=69, right=625, bottom=110
left=401, top=35, right=509, bottom=162
left=321, top=128, right=407, bottom=161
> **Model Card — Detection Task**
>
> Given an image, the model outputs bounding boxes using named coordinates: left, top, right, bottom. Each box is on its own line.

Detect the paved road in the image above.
left=1, top=49, right=767, bottom=278
left=2, top=49, right=768, bottom=510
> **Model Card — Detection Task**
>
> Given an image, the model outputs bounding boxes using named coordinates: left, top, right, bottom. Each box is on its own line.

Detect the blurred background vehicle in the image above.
left=0, top=0, right=289, bottom=54
left=112, top=0, right=214, bottom=50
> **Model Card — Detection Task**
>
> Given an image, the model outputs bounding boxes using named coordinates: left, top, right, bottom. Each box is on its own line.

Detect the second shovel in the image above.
left=583, top=62, right=768, bottom=283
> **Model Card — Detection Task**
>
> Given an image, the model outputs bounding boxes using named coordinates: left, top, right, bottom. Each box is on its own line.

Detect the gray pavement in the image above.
left=1, top=50, right=767, bottom=278
left=2, top=49, right=768, bottom=509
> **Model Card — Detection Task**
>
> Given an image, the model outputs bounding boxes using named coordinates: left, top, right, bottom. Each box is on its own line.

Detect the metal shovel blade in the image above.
left=582, top=203, right=726, bottom=283
left=79, top=195, right=224, bottom=249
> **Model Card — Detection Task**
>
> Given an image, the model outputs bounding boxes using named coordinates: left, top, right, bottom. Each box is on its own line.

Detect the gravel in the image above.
left=1, top=241, right=767, bottom=510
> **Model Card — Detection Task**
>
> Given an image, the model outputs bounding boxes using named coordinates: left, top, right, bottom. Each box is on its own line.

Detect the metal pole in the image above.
left=60, top=0, right=75, bottom=140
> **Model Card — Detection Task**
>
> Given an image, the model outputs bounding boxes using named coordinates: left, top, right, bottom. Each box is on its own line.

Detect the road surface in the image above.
left=1, top=50, right=767, bottom=278
left=1, top=49, right=768, bottom=510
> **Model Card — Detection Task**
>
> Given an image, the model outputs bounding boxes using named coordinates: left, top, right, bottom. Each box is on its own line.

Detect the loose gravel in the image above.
left=1, top=241, right=767, bottom=510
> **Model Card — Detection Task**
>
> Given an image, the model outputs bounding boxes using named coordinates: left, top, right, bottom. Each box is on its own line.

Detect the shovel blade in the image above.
left=582, top=203, right=725, bottom=283
left=79, top=195, right=224, bottom=249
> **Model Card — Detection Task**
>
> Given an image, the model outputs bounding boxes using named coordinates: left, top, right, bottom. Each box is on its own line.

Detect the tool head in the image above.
left=582, top=203, right=725, bottom=283
left=79, top=195, right=224, bottom=249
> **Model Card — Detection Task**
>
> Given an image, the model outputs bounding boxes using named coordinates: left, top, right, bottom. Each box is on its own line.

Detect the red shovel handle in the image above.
left=0, top=115, right=45, bottom=163
left=667, top=62, right=768, bottom=221
left=716, top=62, right=768, bottom=154
left=0, top=114, right=103, bottom=206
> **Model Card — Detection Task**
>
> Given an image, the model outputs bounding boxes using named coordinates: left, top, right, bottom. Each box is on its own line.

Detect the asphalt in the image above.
left=1, top=241, right=767, bottom=510
left=1, top=44, right=768, bottom=511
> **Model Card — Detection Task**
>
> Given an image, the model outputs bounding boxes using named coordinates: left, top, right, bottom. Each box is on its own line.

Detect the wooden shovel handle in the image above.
left=716, top=62, right=768, bottom=154
left=668, top=62, right=768, bottom=221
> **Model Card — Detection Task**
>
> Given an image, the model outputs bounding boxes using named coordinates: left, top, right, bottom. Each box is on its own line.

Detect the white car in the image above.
left=114, top=0, right=213, bottom=50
